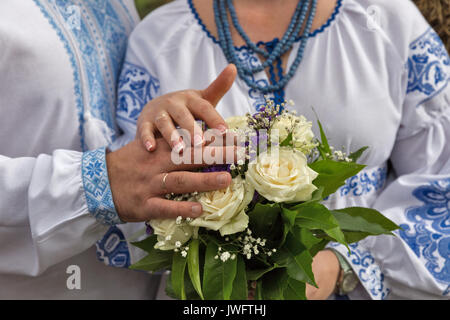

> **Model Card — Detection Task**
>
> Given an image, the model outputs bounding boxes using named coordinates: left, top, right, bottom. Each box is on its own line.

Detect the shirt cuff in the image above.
left=81, top=148, right=124, bottom=226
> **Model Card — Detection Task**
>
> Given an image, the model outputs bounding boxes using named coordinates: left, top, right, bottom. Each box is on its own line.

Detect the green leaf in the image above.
left=187, top=239, right=204, bottom=300
left=131, top=235, right=158, bottom=252
left=255, top=280, right=263, bottom=300
left=293, top=202, right=338, bottom=230
left=308, top=186, right=325, bottom=203
left=171, top=252, right=187, bottom=300
left=309, top=239, right=330, bottom=257
left=282, top=207, right=297, bottom=229
left=309, top=160, right=365, bottom=197
left=230, top=255, right=248, bottom=300
left=281, top=207, right=297, bottom=245
left=129, top=241, right=173, bottom=272
left=341, top=231, right=375, bottom=244
left=332, top=207, right=400, bottom=235
left=202, top=242, right=237, bottom=300
left=297, top=227, right=322, bottom=251
left=283, top=277, right=307, bottom=300
left=274, top=232, right=316, bottom=287
left=317, top=119, right=331, bottom=155
left=290, top=202, right=347, bottom=246
left=261, top=268, right=288, bottom=300
left=248, top=203, right=283, bottom=244
left=247, top=265, right=278, bottom=281
left=166, top=268, right=202, bottom=300
left=280, top=131, right=293, bottom=147
left=348, top=146, right=369, bottom=163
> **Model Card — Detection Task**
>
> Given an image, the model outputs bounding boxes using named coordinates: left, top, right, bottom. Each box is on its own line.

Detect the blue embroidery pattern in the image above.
left=329, top=242, right=390, bottom=300
left=33, top=0, right=86, bottom=148
left=117, top=62, right=160, bottom=124
left=399, top=179, right=450, bottom=296
left=96, top=226, right=131, bottom=268
left=233, top=48, right=270, bottom=111
left=407, top=28, right=450, bottom=107
left=34, top=0, right=134, bottom=150
left=340, top=164, right=388, bottom=197
left=82, top=148, right=123, bottom=226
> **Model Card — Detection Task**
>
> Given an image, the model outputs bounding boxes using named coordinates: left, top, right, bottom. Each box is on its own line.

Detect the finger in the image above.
left=201, top=64, right=237, bottom=106
left=138, top=121, right=157, bottom=152
left=144, top=198, right=203, bottom=220
left=168, top=104, right=205, bottom=147
left=188, top=97, right=228, bottom=135
left=154, top=171, right=231, bottom=195
left=154, top=110, right=185, bottom=153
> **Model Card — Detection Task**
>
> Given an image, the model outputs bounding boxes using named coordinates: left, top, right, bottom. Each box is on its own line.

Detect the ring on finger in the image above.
left=161, top=172, right=169, bottom=192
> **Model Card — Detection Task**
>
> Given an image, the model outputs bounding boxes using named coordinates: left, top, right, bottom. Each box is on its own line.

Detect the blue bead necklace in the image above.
left=213, top=0, right=318, bottom=94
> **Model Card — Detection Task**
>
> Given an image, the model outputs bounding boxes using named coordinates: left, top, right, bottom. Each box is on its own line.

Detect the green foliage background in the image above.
left=135, top=0, right=172, bottom=18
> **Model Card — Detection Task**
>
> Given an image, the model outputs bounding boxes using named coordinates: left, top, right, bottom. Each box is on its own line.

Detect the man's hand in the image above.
left=106, top=138, right=236, bottom=222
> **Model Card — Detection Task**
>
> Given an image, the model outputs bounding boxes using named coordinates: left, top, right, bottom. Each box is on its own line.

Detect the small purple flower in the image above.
left=202, top=164, right=231, bottom=173
left=145, top=222, right=153, bottom=235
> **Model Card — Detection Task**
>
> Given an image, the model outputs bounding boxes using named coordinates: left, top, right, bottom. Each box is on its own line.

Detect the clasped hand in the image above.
left=107, top=65, right=238, bottom=222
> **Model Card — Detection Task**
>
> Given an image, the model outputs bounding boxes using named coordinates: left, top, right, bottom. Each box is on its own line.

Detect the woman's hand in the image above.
left=137, top=64, right=237, bottom=152
left=306, top=250, right=341, bottom=300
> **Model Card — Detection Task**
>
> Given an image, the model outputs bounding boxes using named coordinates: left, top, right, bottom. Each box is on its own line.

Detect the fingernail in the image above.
left=192, top=204, right=202, bottom=216
left=217, top=125, right=228, bottom=135
left=217, top=173, right=229, bottom=185
left=194, top=134, right=204, bottom=147
left=173, top=141, right=184, bottom=153
left=145, top=141, right=153, bottom=151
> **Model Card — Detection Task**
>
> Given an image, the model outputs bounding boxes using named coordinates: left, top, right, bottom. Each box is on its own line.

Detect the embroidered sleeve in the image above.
left=117, top=62, right=160, bottom=125
left=397, top=27, right=450, bottom=142
left=81, top=148, right=123, bottom=226
left=327, top=26, right=450, bottom=301
left=405, top=28, right=450, bottom=108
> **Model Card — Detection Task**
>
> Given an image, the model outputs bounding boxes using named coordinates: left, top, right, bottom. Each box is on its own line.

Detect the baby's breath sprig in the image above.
left=176, top=244, right=189, bottom=258
left=212, top=228, right=276, bottom=262
left=246, top=97, right=283, bottom=131
left=164, top=191, right=198, bottom=201
left=310, top=141, right=354, bottom=163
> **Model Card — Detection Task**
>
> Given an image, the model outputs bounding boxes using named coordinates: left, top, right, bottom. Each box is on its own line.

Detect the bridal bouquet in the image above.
left=130, top=100, right=399, bottom=300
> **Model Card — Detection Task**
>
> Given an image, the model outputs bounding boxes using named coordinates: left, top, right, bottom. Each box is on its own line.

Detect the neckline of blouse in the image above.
left=186, top=0, right=344, bottom=51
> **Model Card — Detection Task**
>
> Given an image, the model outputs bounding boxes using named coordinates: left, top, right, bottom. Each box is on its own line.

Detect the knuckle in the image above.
left=155, top=113, right=169, bottom=127
left=183, top=90, right=196, bottom=100
left=164, top=95, right=178, bottom=106
left=203, top=174, right=216, bottom=188
left=172, top=107, right=191, bottom=123
left=198, top=102, right=213, bottom=115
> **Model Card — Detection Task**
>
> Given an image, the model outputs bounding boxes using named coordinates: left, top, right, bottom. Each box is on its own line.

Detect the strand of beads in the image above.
left=213, top=0, right=318, bottom=94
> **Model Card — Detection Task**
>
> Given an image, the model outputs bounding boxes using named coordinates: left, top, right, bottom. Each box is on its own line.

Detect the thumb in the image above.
left=202, top=64, right=237, bottom=106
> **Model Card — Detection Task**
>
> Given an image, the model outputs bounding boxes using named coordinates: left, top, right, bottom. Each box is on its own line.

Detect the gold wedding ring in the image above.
left=162, top=173, right=169, bottom=192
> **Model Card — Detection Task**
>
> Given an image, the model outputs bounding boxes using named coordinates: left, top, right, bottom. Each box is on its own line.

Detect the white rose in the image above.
left=271, top=114, right=292, bottom=142
left=292, top=115, right=316, bottom=154
left=226, top=116, right=248, bottom=130
left=271, top=114, right=316, bottom=154
left=150, top=219, right=197, bottom=250
left=190, top=176, right=254, bottom=236
left=245, top=147, right=318, bottom=203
